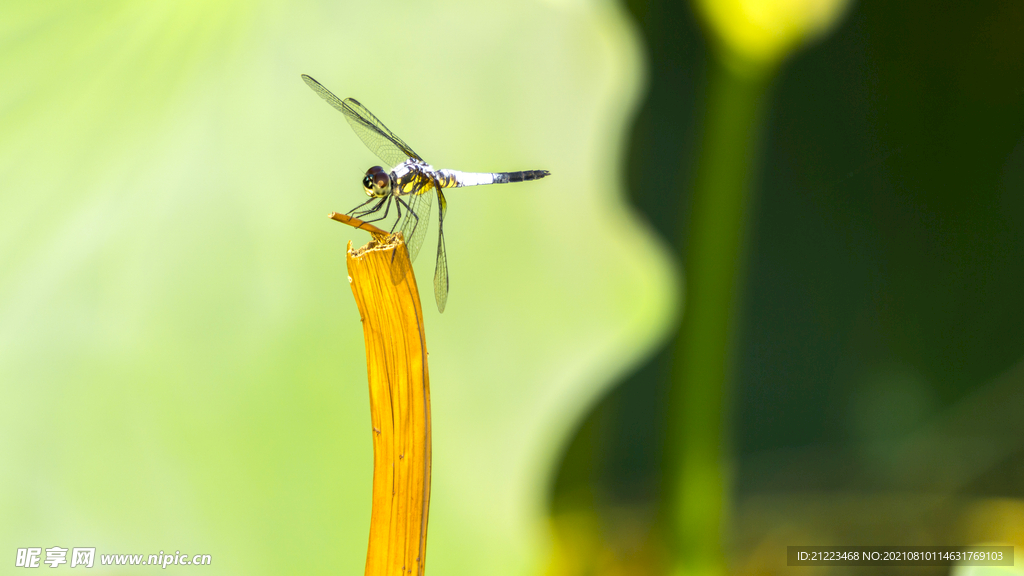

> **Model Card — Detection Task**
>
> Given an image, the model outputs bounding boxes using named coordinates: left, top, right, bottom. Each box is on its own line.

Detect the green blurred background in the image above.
left=2, top=1, right=1023, bottom=575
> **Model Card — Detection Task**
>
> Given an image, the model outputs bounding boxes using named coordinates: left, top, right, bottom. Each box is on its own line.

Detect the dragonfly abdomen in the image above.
left=494, top=170, right=550, bottom=183
left=438, top=169, right=550, bottom=188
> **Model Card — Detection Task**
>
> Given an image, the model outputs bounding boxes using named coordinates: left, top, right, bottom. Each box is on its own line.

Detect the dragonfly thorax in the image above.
left=391, top=159, right=436, bottom=196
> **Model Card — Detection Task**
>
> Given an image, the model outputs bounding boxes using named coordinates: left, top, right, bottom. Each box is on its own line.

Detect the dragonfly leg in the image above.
left=356, top=196, right=394, bottom=224
left=348, top=196, right=383, bottom=217
left=389, top=195, right=403, bottom=233
left=390, top=195, right=420, bottom=265
left=395, top=195, right=419, bottom=236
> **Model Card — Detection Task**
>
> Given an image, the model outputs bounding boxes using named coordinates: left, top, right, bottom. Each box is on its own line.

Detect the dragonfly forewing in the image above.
left=301, top=74, right=417, bottom=168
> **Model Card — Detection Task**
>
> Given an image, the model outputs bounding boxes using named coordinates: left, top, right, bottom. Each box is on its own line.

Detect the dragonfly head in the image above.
left=362, top=166, right=391, bottom=198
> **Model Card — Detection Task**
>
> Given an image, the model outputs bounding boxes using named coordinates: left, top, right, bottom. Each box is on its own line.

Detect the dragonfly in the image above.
left=302, top=74, right=550, bottom=313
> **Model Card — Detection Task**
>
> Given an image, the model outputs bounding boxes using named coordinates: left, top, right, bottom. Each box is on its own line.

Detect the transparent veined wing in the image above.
left=432, top=187, right=449, bottom=313
left=301, top=74, right=421, bottom=168
left=392, top=177, right=449, bottom=313
left=394, top=178, right=434, bottom=266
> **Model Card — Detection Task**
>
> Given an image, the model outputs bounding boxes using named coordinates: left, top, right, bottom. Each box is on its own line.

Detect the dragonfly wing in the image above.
left=395, top=179, right=434, bottom=265
left=341, top=97, right=423, bottom=167
left=301, top=75, right=421, bottom=168
left=433, top=186, right=449, bottom=313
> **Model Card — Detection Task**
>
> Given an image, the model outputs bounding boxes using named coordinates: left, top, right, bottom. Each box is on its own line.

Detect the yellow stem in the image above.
left=336, top=213, right=432, bottom=576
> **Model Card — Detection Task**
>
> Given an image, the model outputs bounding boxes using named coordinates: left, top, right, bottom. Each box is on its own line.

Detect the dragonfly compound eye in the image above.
left=363, top=166, right=389, bottom=197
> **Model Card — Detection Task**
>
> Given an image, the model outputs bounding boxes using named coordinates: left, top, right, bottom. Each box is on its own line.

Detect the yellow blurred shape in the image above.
left=961, top=498, right=1024, bottom=551
left=545, top=508, right=667, bottom=576
left=693, top=0, right=852, bottom=73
